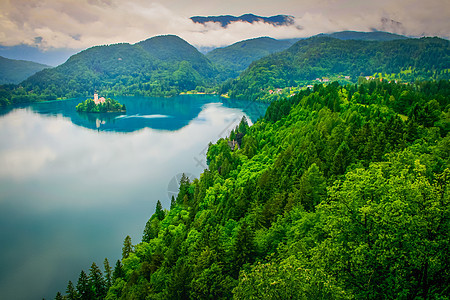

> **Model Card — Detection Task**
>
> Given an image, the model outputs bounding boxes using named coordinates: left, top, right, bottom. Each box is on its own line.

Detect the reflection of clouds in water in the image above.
left=0, top=102, right=249, bottom=300
left=0, top=147, right=56, bottom=179
left=0, top=104, right=248, bottom=211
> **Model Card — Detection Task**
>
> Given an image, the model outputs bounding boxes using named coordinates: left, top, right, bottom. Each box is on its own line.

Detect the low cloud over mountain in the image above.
left=0, top=0, right=448, bottom=53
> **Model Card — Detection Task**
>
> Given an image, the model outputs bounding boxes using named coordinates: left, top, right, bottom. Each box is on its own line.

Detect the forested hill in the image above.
left=56, top=80, right=450, bottom=299
left=206, top=37, right=293, bottom=80
left=225, top=36, right=450, bottom=101
left=19, top=35, right=218, bottom=100
left=190, top=14, right=294, bottom=27
left=137, top=35, right=216, bottom=79
left=0, top=56, right=49, bottom=84
left=324, top=30, right=408, bottom=41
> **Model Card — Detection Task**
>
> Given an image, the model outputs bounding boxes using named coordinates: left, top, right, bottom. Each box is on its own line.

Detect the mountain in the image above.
left=324, top=30, right=409, bottom=41
left=20, top=35, right=218, bottom=100
left=0, top=44, right=79, bottom=67
left=137, top=35, right=216, bottom=78
left=191, top=13, right=295, bottom=27
left=226, top=36, right=450, bottom=101
left=206, top=37, right=294, bottom=79
left=54, top=79, right=450, bottom=299
left=0, top=56, right=50, bottom=84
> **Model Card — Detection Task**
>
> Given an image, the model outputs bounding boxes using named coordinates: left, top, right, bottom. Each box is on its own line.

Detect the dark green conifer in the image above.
left=122, top=235, right=132, bottom=259
left=89, top=262, right=107, bottom=299
left=65, top=280, right=78, bottom=300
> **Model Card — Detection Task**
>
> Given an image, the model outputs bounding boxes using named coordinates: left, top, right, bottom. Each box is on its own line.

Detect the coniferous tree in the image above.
left=76, top=270, right=92, bottom=300
left=238, top=115, right=249, bottom=135
left=155, top=200, right=165, bottom=221
left=176, top=173, right=191, bottom=204
left=89, top=262, right=107, bottom=299
left=103, top=258, right=112, bottom=289
left=122, top=235, right=133, bottom=259
left=231, top=220, right=255, bottom=278
left=170, top=195, right=176, bottom=209
left=143, top=217, right=160, bottom=242
left=54, top=292, right=63, bottom=300
left=112, top=260, right=124, bottom=281
left=65, top=280, right=78, bottom=300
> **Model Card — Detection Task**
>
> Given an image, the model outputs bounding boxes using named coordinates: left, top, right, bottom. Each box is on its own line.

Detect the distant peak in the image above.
left=190, top=14, right=295, bottom=28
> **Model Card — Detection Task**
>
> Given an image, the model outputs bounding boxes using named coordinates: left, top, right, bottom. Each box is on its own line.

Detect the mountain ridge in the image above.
left=225, top=36, right=450, bottom=101
left=1, top=32, right=448, bottom=106
left=323, top=30, right=409, bottom=41
left=206, top=37, right=294, bottom=79
left=0, top=56, right=50, bottom=84
left=20, top=35, right=218, bottom=99
left=191, top=13, right=295, bottom=27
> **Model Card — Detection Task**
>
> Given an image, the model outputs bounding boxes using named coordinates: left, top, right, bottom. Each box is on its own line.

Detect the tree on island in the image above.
left=76, top=98, right=126, bottom=113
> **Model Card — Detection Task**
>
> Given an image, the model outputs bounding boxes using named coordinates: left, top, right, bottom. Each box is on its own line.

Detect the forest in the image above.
left=76, top=98, right=126, bottom=113
left=0, top=35, right=449, bottom=108
left=224, top=37, right=450, bottom=101
left=53, top=79, right=450, bottom=299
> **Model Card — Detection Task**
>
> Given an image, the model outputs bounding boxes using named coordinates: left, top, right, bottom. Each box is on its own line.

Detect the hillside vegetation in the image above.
left=191, top=14, right=294, bottom=27
left=324, top=30, right=408, bottom=41
left=56, top=80, right=450, bottom=299
left=206, top=37, right=293, bottom=80
left=224, top=36, right=450, bottom=101
left=0, top=56, right=49, bottom=84
left=1, top=34, right=449, bottom=108
left=19, top=35, right=218, bottom=101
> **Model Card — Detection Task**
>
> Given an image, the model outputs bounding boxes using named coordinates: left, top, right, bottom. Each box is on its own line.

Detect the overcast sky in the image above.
left=0, top=0, right=448, bottom=50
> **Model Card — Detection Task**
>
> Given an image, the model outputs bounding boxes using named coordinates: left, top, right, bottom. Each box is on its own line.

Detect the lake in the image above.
left=0, top=95, right=268, bottom=300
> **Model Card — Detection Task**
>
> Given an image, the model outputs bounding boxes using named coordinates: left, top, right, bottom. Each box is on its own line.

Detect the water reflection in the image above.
left=0, top=95, right=268, bottom=300
left=16, top=95, right=269, bottom=132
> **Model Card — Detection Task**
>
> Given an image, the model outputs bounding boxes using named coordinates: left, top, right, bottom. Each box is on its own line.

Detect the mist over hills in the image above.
left=323, top=30, right=409, bottom=41
left=1, top=31, right=448, bottom=106
left=191, top=13, right=295, bottom=27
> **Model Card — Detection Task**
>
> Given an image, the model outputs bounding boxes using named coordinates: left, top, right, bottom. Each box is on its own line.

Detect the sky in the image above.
left=0, top=0, right=449, bottom=52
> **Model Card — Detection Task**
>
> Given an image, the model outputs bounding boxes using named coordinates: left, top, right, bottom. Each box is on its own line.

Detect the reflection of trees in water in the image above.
left=221, top=98, right=269, bottom=122
left=0, top=95, right=267, bottom=132
left=77, top=111, right=121, bottom=128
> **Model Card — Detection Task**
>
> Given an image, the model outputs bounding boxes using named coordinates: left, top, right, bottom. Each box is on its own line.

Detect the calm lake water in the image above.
left=0, top=95, right=268, bottom=300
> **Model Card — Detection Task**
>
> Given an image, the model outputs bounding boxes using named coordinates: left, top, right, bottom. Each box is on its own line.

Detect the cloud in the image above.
left=0, top=0, right=448, bottom=51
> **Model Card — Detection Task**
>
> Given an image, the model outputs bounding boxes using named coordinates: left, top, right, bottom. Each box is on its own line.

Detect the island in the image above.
left=76, top=93, right=126, bottom=113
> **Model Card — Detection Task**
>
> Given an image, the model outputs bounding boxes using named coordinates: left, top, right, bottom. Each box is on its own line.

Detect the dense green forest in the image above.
left=206, top=37, right=293, bottom=80
left=224, top=37, right=450, bottom=101
left=76, top=98, right=126, bottom=113
left=55, top=80, right=450, bottom=299
left=0, top=56, right=49, bottom=84
left=324, top=30, right=408, bottom=41
left=1, top=34, right=449, bottom=108
left=2, top=35, right=218, bottom=104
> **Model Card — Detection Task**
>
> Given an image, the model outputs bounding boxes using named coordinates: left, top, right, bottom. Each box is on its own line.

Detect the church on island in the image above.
left=93, top=93, right=106, bottom=105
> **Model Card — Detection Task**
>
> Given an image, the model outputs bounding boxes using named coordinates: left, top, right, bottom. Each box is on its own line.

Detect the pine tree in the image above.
left=176, top=173, right=191, bottom=204
left=89, top=262, right=107, bottom=299
left=170, top=195, right=176, bottom=209
left=238, top=115, right=248, bottom=135
left=331, top=140, right=351, bottom=175
left=122, top=235, right=133, bottom=259
left=112, top=260, right=124, bottom=281
left=155, top=200, right=165, bottom=221
left=232, top=220, right=255, bottom=278
left=76, top=270, right=92, bottom=300
left=104, top=258, right=112, bottom=289
left=65, top=280, right=79, bottom=300
left=54, top=292, right=63, bottom=300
